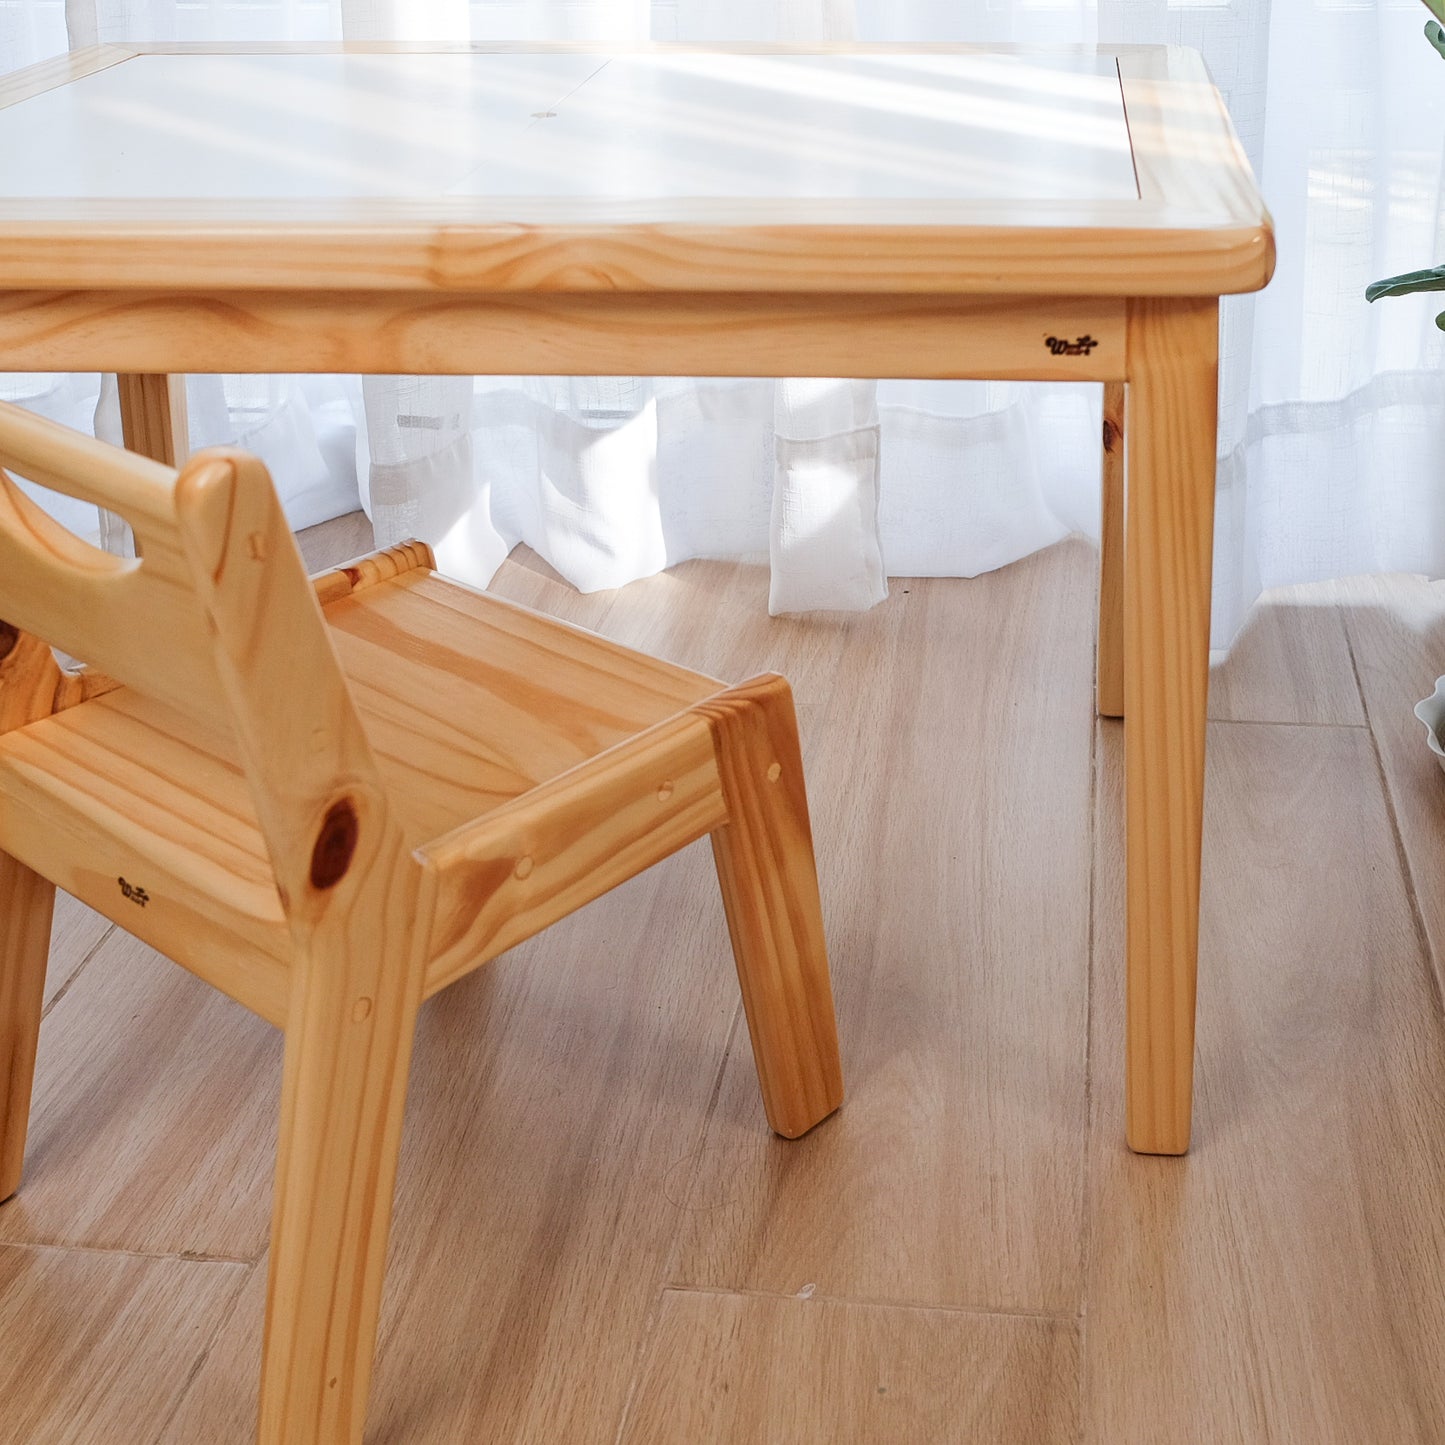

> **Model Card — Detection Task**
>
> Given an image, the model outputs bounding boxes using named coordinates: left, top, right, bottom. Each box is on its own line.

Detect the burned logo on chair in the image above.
left=117, top=876, right=150, bottom=907
left=1045, top=335, right=1100, bottom=357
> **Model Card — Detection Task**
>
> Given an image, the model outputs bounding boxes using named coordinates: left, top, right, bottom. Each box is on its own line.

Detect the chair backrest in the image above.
left=0, top=400, right=391, bottom=909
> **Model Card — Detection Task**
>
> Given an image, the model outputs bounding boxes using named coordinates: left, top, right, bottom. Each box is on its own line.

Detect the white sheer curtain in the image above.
left=4, top=0, right=1445, bottom=644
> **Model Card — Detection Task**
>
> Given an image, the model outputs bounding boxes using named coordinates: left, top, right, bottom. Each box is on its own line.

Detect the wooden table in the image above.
left=0, top=42, right=1273, bottom=1155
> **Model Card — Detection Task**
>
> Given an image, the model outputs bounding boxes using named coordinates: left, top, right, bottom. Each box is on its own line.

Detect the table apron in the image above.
left=0, top=290, right=1127, bottom=381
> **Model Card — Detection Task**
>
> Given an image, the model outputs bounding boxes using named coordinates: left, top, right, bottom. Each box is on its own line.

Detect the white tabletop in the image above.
left=0, top=51, right=1138, bottom=204
left=0, top=45, right=1273, bottom=298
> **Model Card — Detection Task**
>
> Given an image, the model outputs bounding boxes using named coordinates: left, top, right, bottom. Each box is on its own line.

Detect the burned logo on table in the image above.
left=1045, top=335, right=1100, bottom=356
left=117, top=876, right=150, bottom=907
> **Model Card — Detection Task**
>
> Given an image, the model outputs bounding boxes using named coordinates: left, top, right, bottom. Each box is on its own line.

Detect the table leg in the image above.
left=108, top=374, right=188, bottom=553
left=1097, top=380, right=1126, bottom=719
left=1123, top=297, right=1218, bottom=1156
left=117, top=373, right=188, bottom=466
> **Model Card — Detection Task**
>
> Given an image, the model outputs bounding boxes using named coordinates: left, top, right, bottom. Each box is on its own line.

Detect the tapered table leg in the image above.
left=1123, top=298, right=1219, bottom=1156
left=111, top=373, right=189, bottom=553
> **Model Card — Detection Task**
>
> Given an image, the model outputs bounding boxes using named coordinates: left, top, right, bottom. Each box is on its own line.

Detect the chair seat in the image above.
left=0, top=566, right=722, bottom=1022
left=325, top=570, right=722, bottom=846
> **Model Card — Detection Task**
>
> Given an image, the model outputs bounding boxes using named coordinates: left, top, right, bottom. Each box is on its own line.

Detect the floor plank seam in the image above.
left=42, top=916, right=117, bottom=1021
left=1345, top=617, right=1445, bottom=1023
left=612, top=1001, right=746, bottom=1445
left=658, top=1282, right=1080, bottom=1323
left=1207, top=714, right=1368, bottom=731
left=146, top=1257, right=259, bottom=1445
left=0, top=1237, right=254, bottom=1268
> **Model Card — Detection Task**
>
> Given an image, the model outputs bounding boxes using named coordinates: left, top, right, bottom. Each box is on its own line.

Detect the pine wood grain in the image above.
left=323, top=570, right=719, bottom=842
left=0, top=621, right=64, bottom=1200
left=0, top=854, right=53, bottom=1201
left=421, top=705, right=728, bottom=993
left=671, top=542, right=1095, bottom=1314
left=117, top=372, right=189, bottom=468
left=0, top=1241, right=245, bottom=1444
left=0, top=289, right=1129, bottom=381
left=0, top=688, right=294, bottom=1026
left=0, top=416, right=228, bottom=722
left=1085, top=718, right=1445, bottom=1442
left=1122, top=296, right=1219, bottom=1154
left=1097, top=379, right=1125, bottom=719
left=621, top=1291, right=1079, bottom=1444
left=0, top=44, right=135, bottom=109
left=702, top=675, right=843, bottom=1139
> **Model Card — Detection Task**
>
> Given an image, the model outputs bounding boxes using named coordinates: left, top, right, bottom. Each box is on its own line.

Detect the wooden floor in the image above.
left=4, top=519, right=1445, bottom=1443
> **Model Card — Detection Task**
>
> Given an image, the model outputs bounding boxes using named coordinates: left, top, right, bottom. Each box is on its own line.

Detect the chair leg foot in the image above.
left=705, top=675, right=843, bottom=1140
left=0, top=851, right=54, bottom=1203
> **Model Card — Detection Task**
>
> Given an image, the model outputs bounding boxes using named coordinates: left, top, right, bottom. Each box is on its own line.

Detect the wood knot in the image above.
left=0, top=620, right=17, bottom=662
left=310, top=798, right=359, bottom=890
left=1102, top=418, right=1121, bottom=454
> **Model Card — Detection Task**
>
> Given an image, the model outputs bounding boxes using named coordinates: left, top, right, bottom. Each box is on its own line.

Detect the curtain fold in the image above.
left=3, top=0, right=1444, bottom=648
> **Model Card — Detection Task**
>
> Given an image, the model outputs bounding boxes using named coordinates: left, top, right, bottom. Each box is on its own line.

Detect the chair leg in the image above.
left=1098, top=379, right=1126, bottom=719
left=705, top=675, right=843, bottom=1140
left=0, top=851, right=54, bottom=1203
left=257, top=933, right=425, bottom=1445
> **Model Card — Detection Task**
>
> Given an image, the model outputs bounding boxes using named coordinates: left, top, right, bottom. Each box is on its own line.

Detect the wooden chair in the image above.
left=0, top=402, right=843, bottom=1444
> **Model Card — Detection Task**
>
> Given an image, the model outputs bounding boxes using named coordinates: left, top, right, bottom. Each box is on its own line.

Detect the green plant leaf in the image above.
left=1366, top=266, right=1445, bottom=302
left=1425, top=0, right=1445, bottom=27
left=1435, top=309, right=1445, bottom=331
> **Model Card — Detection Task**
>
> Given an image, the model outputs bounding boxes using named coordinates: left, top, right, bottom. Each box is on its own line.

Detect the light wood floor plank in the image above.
left=0, top=929, right=280, bottom=1258
left=45, top=891, right=112, bottom=1008
left=620, top=1290, right=1079, bottom=1445
left=1084, top=718, right=1445, bottom=1443
left=11, top=547, right=1445, bottom=1444
left=292, top=505, right=374, bottom=573
left=1339, top=573, right=1445, bottom=998
left=0, top=1241, right=244, bottom=1445
left=1208, top=584, right=1363, bottom=726
left=669, top=541, right=1096, bottom=1314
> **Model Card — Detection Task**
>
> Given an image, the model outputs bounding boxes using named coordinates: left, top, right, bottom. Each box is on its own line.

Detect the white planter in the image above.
left=1414, top=676, right=1445, bottom=773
